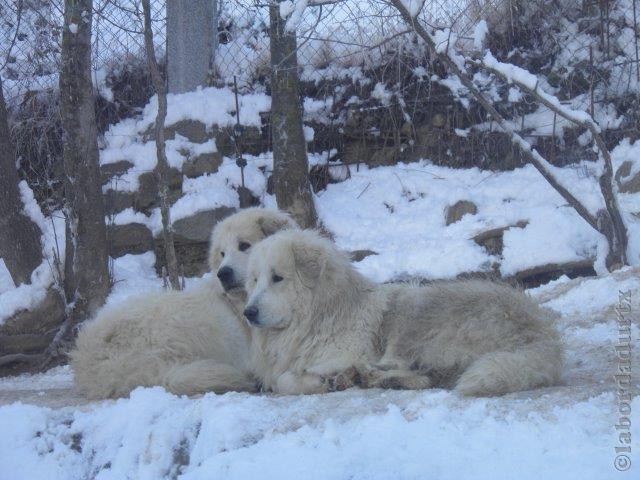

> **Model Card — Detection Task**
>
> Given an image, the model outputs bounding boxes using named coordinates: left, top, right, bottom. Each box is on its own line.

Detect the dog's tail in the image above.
left=454, top=338, right=563, bottom=396
left=162, top=360, right=258, bottom=396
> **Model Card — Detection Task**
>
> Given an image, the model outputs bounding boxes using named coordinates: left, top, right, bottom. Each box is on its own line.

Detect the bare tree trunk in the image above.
left=142, top=0, right=181, bottom=290
left=0, top=76, right=43, bottom=285
left=59, top=0, right=110, bottom=339
left=269, top=0, right=317, bottom=228
left=390, top=0, right=628, bottom=270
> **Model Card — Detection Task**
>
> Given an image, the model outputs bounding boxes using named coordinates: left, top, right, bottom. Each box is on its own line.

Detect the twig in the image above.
left=356, top=181, right=371, bottom=198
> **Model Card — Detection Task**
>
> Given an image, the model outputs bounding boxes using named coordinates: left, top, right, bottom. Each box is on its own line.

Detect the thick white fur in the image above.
left=72, top=208, right=297, bottom=399
left=244, top=230, right=564, bottom=396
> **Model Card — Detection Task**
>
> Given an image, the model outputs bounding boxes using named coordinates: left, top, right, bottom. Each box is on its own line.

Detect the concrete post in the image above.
left=166, top=0, right=215, bottom=93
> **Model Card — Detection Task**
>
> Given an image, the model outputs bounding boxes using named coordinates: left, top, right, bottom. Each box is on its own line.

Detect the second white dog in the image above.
left=243, top=229, right=563, bottom=396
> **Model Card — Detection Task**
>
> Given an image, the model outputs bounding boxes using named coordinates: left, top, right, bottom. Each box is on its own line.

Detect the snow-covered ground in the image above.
left=1, top=257, right=638, bottom=479
left=2, top=84, right=640, bottom=478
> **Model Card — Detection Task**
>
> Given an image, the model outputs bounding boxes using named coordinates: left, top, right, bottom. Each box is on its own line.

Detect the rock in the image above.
left=182, top=151, right=222, bottom=178
left=266, top=174, right=275, bottom=195
left=136, top=168, right=183, bottom=211
left=154, top=207, right=236, bottom=277
left=171, top=207, right=236, bottom=243
left=369, top=146, right=401, bottom=167
left=615, top=160, right=640, bottom=194
left=615, top=160, right=632, bottom=182
left=445, top=200, right=478, bottom=225
left=414, top=124, right=440, bottom=148
left=0, top=288, right=67, bottom=375
left=400, top=122, right=413, bottom=137
left=108, top=223, right=154, bottom=258
left=309, top=164, right=350, bottom=192
left=215, top=126, right=264, bottom=157
left=510, top=259, right=596, bottom=289
left=0, top=332, right=56, bottom=355
left=350, top=250, right=378, bottom=262
left=620, top=173, right=640, bottom=194
left=472, top=220, right=528, bottom=255
left=237, top=186, right=260, bottom=208
left=0, top=289, right=65, bottom=336
left=100, top=160, right=134, bottom=186
left=103, top=190, right=136, bottom=215
left=431, top=113, right=447, bottom=128
left=165, top=119, right=209, bottom=143
left=342, top=141, right=374, bottom=166
left=155, top=241, right=209, bottom=278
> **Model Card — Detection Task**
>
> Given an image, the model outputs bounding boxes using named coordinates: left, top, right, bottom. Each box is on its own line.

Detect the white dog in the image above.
left=72, top=208, right=296, bottom=399
left=243, top=229, right=563, bottom=396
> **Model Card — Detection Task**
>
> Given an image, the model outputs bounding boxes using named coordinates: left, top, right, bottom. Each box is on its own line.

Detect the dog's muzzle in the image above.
left=217, top=266, right=236, bottom=290
left=243, top=306, right=260, bottom=325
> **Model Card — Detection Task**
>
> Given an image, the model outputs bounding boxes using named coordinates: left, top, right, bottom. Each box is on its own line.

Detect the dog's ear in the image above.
left=292, top=241, right=326, bottom=286
left=257, top=214, right=295, bottom=238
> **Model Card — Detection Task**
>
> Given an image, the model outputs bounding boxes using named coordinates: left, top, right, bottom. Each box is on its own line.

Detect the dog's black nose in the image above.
left=244, top=306, right=259, bottom=324
left=217, top=266, right=234, bottom=287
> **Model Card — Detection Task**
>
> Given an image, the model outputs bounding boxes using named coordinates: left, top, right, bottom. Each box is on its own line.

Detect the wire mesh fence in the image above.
left=1, top=0, right=639, bottom=192
left=2, top=1, right=638, bottom=98
left=0, top=0, right=165, bottom=103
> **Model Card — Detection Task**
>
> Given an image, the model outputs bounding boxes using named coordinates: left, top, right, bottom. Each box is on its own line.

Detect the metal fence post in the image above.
left=166, top=0, right=214, bottom=93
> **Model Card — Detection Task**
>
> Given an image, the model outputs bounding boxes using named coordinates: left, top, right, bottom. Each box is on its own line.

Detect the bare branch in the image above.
left=479, top=53, right=628, bottom=265
left=142, top=0, right=181, bottom=290
left=389, top=0, right=628, bottom=269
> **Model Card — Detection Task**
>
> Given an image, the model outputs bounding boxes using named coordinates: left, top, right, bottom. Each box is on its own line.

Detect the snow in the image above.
left=2, top=115, right=640, bottom=476
left=100, top=87, right=269, bottom=191
left=472, top=20, right=488, bottom=50
left=281, top=0, right=309, bottom=32
left=0, top=260, right=15, bottom=295
left=0, top=269, right=639, bottom=479
left=371, top=82, right=393, bottom=106
left=400, top=0, right=426, bottom=17
left=68, top=23, right=78, bottom=34
left=0, top=366, right=73, bottom=392
left=315, top=161, right=602, bottom=282
left=482, top=52, right=598, bottom=129
left=542, top=269, right=640, bottom=317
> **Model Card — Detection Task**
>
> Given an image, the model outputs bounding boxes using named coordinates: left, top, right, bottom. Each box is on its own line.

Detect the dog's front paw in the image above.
left=326, top=367, right=361, bottom=392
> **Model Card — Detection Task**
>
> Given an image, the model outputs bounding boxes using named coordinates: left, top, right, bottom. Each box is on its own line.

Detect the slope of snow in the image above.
left=315, top=160, right=605, bottom=282
left=0, top=268, right=638, bottom=480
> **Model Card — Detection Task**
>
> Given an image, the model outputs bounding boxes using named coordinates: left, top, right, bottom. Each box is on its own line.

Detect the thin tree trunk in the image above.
left=269, top=0, right=317, bottom=228
left=142, top=0, right=181, bottom=290
left=59, top=0, right=110, bottom=338
left=0, top=76, right=43, bottom=285
left=390, top=0, right=628, bottom=270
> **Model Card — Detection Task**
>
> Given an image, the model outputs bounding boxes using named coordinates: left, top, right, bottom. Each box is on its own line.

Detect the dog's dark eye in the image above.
left=272, top=274, right=283, bottom=283
left=220, top=251, right=225, bottom=258
left=239, top=242, right=251, bottom=252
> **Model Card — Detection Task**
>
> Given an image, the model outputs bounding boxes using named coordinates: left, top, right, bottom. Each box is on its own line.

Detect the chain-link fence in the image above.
left=1, top=0, right=639, bottom=204
left=4, top=1, right=638, bottom=97
left=0, top=1, right=507, bottom=99
left=0, top=0, right=165, bottom=103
